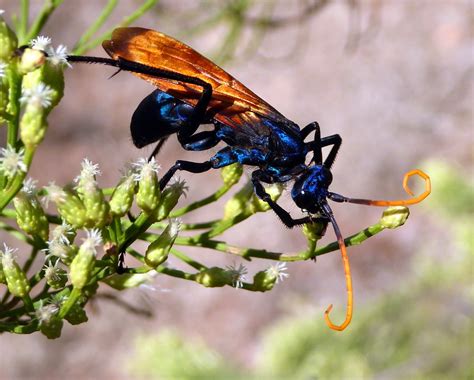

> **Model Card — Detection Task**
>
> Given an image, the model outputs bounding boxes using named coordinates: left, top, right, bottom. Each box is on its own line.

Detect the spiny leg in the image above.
left=251, top=170, right=326, bottom=228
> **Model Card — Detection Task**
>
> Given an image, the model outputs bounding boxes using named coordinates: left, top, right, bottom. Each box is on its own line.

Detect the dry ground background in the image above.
left=0, top=1, right=472, bottom=379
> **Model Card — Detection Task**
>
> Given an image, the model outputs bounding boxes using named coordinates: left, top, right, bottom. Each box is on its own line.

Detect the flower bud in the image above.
left=69, top=229, right=102, bottom=290
left=45, top=240, right=78, bottom=265
left=156, top=179, right=187, bottom=220
left=19, top=48, right=46, bottom=73
left=251, top=184, right=284, bottom=213
left=103, top=271, right=157, bottom=290
left=223, top=182, right=253, bottom=220
left=220, top=163, right=243, bottom=187
left=45, top=184, right=88, bottom=229
left=195, top=267, right=232, bottom=288
left=75, top=159, right=110, bottom=228
left=252, top=270, right=276, bottom=292
left=0, top=16, right=17, bottom=59
left=135, top=158, right=161, bottom=213
left=302, top=220, right=328, bottom=243
left=36, top=303, right=62, bottom=339
left=109, top=174, right=136, bottom=216
left=19, top=104, right=48, bottom=148
left=252, top=263, right=289, bottom=292
left=22, top=59, right=64, bottom=112
left=13, top=191, right=49, bottom=240
left=380, top=206, right=410, bottom=229
left=145, top=220, right=180, bottom=268
left=64, top=303, right=88, bottom=325
left=0, top=245, right=30, bottom=298
left=44, top=260, right=68, bottom=289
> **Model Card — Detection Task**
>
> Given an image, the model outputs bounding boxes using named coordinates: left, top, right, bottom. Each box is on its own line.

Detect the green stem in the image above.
left=6, top=66, right=22, bottom=147
left=174, top=222, right=386, bottom=262
left=199, top=212, right=251, bottom=239
left=170, top=248, right=207, bottom=271
left=119, top=211, right=157, bottom=252
left=156, top=266, right=197, bottom=281
left=58, top=287, right=81, bottom=318
left=0, top=321, right=38, bottom=334
left=170, top=185, right=231, bottom=217
left=73, top=0, right=159, bottom=54
left=21, top=294, right=34, bottom=312
left=73, top=0, right=119, bottom=52
left=150, top=220, right=219, bottom=231
left=25, top=0, right=66, bottom=44
left=18, top=0, right=30, bottom=42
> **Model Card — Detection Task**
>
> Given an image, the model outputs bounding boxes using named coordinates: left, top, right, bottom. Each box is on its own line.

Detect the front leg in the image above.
left=251, top=170, right=325, bottom=228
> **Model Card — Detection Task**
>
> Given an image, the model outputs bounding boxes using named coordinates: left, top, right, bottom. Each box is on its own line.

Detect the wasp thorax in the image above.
left=291, top=165, right=333, bottom=213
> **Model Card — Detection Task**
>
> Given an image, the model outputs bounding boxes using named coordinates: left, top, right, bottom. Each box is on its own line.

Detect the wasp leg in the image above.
left=305, top=134, right=342, bottom=168
left=251, top=170, right=327, bottom=228
left=322, top=134, right=342, bottom=169
left=159, top=160, right=212, bottom=190
left=301, top=121, right=320, bottom=140
left=181, top=130, right=220, bottom=151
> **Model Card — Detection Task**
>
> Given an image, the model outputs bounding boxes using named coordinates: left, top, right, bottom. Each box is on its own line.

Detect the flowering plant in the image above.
left=0, top=3, right=411, bottom=338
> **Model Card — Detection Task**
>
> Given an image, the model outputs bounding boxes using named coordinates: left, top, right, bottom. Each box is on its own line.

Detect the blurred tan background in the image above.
left=0, top=1, right=472, bottom=379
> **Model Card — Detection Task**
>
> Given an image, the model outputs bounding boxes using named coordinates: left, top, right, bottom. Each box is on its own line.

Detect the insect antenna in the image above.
left=328, top=169, right=431, bottom=207
left=320, top=202, right=353, bottom=331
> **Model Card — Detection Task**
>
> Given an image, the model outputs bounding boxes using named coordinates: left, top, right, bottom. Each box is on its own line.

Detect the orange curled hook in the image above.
left=350, top=169, right=431, bottom=207
left=324, top=234, right=353, bottom=331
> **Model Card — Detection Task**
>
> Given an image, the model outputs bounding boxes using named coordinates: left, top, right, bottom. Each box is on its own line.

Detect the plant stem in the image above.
left=25, top=0, right=66, bottom=44
left=170, top=185, right=231, bottom=217
left=73, top=0, right=119, bottom=53
left=73, top=0, right=159, bottom=54
left=18, top=0, right=30, bottom=42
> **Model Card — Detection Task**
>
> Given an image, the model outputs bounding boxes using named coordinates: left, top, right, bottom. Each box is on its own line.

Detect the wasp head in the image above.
left=291, top=165, right=333, bottom=213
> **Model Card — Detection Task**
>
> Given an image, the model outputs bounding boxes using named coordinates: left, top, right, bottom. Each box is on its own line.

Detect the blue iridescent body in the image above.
left=131, top=88, right=340, bottom=225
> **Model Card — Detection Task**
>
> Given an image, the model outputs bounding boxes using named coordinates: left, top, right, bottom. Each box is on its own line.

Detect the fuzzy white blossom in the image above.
left=132, top=157, right=160, bottom=182
left=226, top=262, right=248, bottom=288
left=30, top=36, right=52, bottom=51
left=266, top=262, right=289, bottom=283
left=20, top=82, right=54, bottom=108
left=47, top=44, right=71, bottom=67
left=0, top=146, right=27, bottom=177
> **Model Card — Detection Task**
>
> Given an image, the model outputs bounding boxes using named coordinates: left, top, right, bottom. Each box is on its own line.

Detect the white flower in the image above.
left=43, top=260, right=63, bottom=282
left=43, top=239, right=67, bottom=261
left=20, top=82, right=54, bottom=108
left=0, top=243, right=19, bottom=269
left=0, top=146, right=27, bottom=177
left=80, top=229, right=102, bottom=254
left=22, top=177, right=38, bottom=195
left=51, top=222, right=74, bottom=245
left=0, top=9, right=5, bottom=16
left=226, top=262, right=248, bottom=288
left=266, top=262, right=289, bottom=283
left=35, top=302, right=59, bottom=325
left=74, top=158, right=101, bottom=183
left=132, top=157, right=160, bottom=181
left=30, top=36, right=52, bottom=51
left=47, top=44, right=71, bottom=67
left=0, top=61, right=7, bottom=79
left=43, top=182, right=66, bottom=207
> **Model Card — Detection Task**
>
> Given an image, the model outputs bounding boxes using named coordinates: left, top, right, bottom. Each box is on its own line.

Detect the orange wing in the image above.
left=102, top=27, right=289, bottom=129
